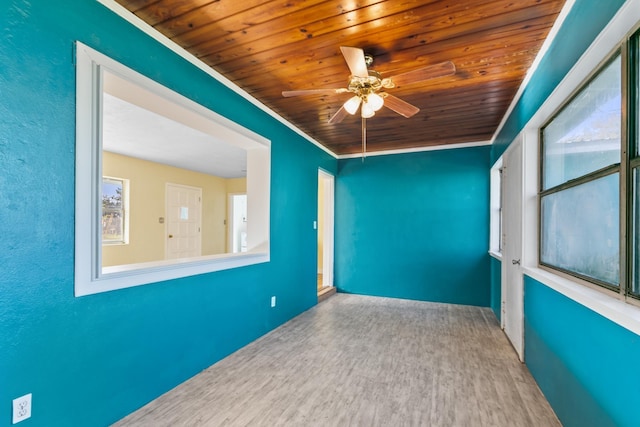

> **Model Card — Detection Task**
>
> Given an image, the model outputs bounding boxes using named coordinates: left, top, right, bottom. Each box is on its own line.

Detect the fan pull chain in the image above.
left=361, top=117, right=367, bottom=162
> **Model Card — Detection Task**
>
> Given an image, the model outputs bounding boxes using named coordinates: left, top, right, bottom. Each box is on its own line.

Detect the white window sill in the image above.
left=77, top=245, right=269, bottom=297
left=489, top=250, right=502, bottom=261
left=524, top=266, right=640, bottom=336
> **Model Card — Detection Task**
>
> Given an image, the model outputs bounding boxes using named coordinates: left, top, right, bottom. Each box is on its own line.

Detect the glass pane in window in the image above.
left=541, top=173, right=619, bottom=286
left=542, top=55, right=621, bottom=190
left=102, top=178, right=124, bottom=243
left=636, top=36, right=640, bottom=157
left=632, top=169, right=640, bottom=296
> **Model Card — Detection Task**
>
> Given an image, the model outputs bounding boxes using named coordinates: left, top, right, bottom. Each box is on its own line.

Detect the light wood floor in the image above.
left=115, top=294, right=560, bottom=427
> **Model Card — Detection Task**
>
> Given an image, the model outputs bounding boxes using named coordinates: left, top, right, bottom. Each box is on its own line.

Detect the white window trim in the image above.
left=519, top=0, right=640, bottom=335
left=489, top=157, right=503, bottom=257
left=75, top=42, right=270, bottom=297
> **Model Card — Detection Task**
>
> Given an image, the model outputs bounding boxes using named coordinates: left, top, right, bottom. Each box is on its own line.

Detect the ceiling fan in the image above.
left=282, top=46, right=456, bottom=157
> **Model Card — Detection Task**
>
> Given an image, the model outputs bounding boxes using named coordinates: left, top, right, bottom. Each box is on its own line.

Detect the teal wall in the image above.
left=524, top=276, right=640, bottom=427
left=335, top=146, right=491, bottom=306
left=2, top=0, right=635, bottom=426
left=490, top=257, right=501, bottom=321
left=491, top=0, right=626, bottom=162
left=0, top=1, right=336, bottom=426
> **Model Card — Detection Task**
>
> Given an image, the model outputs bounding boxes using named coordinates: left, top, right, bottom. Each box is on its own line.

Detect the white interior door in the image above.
left=501, top=137, right=524, bottom=361
left=318, top=170, right=334, bottom=288
left=166, top=183, right=202, bottom=259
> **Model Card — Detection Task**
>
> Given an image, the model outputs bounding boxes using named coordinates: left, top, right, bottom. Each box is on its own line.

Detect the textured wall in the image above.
left=524, top=277, right=640, bottom=427
left=335, top=146, right=491, bottom=306
left=0, top=1, right=336, bottom=425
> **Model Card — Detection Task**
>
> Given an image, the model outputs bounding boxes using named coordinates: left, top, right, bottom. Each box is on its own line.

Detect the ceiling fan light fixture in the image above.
left=368, top=93, right=384, bottom=111
left=344, top=96, right=362, bottom=115
left=361, top=102, right=375, bottom=118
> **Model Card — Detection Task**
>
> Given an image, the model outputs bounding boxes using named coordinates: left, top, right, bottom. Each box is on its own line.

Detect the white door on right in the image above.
left=501, top=136, right=524, bottom=361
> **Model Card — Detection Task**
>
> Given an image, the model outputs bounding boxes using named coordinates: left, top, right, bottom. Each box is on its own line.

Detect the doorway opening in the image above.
left=228, top=193, right=248, bottom=253
left=317, top=169, right=335, bottom=301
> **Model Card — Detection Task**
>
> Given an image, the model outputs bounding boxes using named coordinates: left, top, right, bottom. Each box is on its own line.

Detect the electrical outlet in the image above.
left=12, top=393, right=32, bottom=424
left=271, top=296, right=276, bottom=307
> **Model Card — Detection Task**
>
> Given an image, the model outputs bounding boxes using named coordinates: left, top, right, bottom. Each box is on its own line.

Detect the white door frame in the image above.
left=318, top=169, right=335, bottom=288
left=501, top=135, right=525, bottom=361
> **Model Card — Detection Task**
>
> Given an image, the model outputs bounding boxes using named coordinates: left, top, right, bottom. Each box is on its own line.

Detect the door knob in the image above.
left=168, top=234, right=173, bottom=238
left=512, top=259, right=520, bottom=265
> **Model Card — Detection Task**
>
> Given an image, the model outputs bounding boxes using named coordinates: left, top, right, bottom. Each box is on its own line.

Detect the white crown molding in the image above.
left=338, top=140, right=491, bottom=160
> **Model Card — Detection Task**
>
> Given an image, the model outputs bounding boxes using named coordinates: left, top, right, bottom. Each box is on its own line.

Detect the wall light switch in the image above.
left=271, top=296, right=276, bottom=307
left=313, top=221, right=317, bottom=230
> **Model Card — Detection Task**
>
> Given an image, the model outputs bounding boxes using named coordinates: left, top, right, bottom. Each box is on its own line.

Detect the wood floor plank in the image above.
left=114, top=294, right=560, bottom=427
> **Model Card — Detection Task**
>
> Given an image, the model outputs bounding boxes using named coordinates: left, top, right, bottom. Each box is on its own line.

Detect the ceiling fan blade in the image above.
left=328, top=106, right=349, bottom=124
left=382, top=93, right=420, bottom=118
left=389, top=61, right=456, bottom=87
left=282, top=88, right=348, bottom=97
left=340, top=46, right=369, bottom=78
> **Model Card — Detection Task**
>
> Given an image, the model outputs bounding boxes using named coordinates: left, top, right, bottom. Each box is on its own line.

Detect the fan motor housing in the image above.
left=347, top=70, right=394, bottom=95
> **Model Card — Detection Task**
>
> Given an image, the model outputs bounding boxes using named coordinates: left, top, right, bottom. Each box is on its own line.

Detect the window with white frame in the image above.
left=490, top=158, right=503, bottom=254
left=102, top=177, right=129, bottom=244
left=74, top=42, right=271, bottom=297
left=540, top=28, right=639, bottom=298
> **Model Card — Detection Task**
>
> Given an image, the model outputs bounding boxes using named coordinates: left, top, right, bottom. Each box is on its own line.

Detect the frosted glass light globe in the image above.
left=368, top=93, right=384, bottom=111
left=361, top=102, right=375, bottom=118
left=343, top=96, right=361, bottom=115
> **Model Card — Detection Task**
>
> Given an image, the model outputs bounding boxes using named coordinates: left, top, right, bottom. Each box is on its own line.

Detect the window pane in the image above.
left=631, top=35, right=640, bottom=295
left=632, top=169, right=640, bottom=295
left=102, top=178, right=124, bottom=243
left=637, top=35, right=640, bottom=157
left=541, top=173, right=619, bottom=286
left=542, top=55, right=621, bottom=190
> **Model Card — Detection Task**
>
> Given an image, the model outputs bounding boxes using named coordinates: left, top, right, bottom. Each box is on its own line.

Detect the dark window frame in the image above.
left=628, top=30, right=640, bottom=298
left=539, top=45, right=629, bottom=296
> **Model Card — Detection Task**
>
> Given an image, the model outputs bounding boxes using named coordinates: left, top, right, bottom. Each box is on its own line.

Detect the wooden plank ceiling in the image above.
left=115, top=0, right=567, bottom=156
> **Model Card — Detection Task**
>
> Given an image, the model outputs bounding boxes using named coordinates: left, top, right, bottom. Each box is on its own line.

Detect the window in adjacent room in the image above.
left=102, top=177, right=129, bottom=245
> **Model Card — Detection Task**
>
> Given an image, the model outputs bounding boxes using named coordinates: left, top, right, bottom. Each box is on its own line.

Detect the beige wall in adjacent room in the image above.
left=226, top=177, right=247, bottom=194
left=102, top=152, right=246, bottom=267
